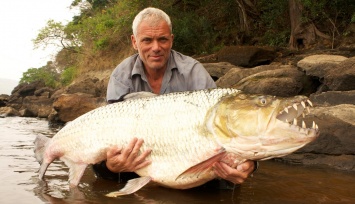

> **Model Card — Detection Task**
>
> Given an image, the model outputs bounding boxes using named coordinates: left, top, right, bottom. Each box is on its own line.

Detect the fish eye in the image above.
left=259, top=97, right=267, bottom=105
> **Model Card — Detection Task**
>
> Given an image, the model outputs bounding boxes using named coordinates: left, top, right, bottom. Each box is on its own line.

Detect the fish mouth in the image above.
left=276, top=98, right=319, bottom=134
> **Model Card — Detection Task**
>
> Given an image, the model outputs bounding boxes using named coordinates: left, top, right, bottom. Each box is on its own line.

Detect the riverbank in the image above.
left=1, top=46, right=354, bottom=171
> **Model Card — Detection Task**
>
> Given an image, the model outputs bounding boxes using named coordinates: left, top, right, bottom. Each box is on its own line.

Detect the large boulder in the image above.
left=217, top=64, right=318, bottom=96
left=66, top=78, right=103, bottom=97
left=51, top=93, right=106, bottom=123
left=324, top=57, right=355, bottom=91
left=297, top=54, right=348, bottom=78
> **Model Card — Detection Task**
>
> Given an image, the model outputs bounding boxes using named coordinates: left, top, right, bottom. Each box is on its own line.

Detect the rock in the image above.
left=21, top=95, right=54, bottom=118
left=11, top=81, right=46, bottom=96
left=218, top=65, right=318, bottom=97
left=278, top=104, right=355, bottom=170
left=51, top=93, right=106, bottom=123
left=297, top=54, right=348, bottom=78
left=0, top=107, right=20, bottom=117
left=216, top=64, right=291, bottom=88
left=324, top=57, right=355, bottom=91
left=0, top=94, right=9, bottom=107
left=203, top=62, right=239, bottom=80
left=66, top=78, right=102, bottom=97
left=310, top=90, right=355, bottom=106
left=216, top=46, right=277, bottom=67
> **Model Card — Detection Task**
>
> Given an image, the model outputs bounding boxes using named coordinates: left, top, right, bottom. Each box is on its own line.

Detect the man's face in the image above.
left=131, top=19, right=174, bottom=71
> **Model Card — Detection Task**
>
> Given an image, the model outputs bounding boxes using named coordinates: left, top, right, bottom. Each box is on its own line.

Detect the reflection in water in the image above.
left=1, top=117, right=354, bottom=204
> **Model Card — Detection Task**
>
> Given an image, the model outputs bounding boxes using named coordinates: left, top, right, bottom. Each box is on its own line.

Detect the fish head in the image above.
left=207, top=93, right=319, bottom=160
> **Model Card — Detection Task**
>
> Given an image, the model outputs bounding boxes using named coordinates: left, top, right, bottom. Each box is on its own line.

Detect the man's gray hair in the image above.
left=132, top=7, right=172, bottom=37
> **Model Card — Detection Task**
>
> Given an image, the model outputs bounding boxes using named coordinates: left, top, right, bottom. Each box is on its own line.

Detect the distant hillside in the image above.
left=0, top=78, right=18, bottom=95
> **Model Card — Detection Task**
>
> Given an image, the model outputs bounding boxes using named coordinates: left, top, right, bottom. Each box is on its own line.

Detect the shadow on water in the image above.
left=1, top=117, right=354, bottom=204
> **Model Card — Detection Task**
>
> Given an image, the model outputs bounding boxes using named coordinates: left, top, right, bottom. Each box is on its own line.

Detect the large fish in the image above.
left=34, top=88, right=319, bottom=197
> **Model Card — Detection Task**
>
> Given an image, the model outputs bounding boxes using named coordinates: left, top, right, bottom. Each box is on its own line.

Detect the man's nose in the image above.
left=151, top=40, right=160, bottom=51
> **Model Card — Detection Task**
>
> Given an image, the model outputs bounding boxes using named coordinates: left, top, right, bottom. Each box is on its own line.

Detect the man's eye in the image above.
left=143, top=39, right=152, bottom=43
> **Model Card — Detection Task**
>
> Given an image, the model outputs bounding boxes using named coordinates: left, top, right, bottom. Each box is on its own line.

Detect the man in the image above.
left=93, top=7, right=256, bottom=189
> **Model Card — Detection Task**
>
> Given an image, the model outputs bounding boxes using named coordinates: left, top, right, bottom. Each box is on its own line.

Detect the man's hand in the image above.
left=106, top=138, right=152, bottom=173
left=213, top=160, right=255, bottom=184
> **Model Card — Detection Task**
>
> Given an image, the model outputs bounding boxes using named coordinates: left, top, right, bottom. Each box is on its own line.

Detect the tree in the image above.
left=33, top=20, right=81, bottom=53
left=20, top=62, right=60, bottom=88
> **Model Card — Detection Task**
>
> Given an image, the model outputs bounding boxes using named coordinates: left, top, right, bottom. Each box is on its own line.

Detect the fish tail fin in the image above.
left=34, top=135, right=51, bottom=180
left=106, top=176, right=152, bottom=197
left=34, top=135, right=50, bottom=164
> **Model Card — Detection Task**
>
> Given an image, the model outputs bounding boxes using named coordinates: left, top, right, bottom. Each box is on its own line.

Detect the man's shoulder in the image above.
left=111, top=54, right=139, bottom=75
left=171, top=50, right=197, bottom=65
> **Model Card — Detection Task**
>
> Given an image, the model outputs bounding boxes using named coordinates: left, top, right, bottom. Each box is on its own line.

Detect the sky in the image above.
left=0, top=0, right=80, bottom=82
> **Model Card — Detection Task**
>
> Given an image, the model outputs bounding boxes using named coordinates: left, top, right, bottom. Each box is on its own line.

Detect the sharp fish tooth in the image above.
left=293, top=118, right=297, bottom=125
left=316, top=124, right=319, bottom=129
left=302, top=113, right=306, bottom=118
left=307, top=107, right=310, bottom=114
left=284, top=108, right=289, bottom=113
left=301, top=101, right=306, bottom=108
left=293, top=104, right=298, bottom=110
left=312, top=121, right=316, bottom=129
left=307, top=100, right=313, bottom=107
left=302, top=121, right=306, bottom=128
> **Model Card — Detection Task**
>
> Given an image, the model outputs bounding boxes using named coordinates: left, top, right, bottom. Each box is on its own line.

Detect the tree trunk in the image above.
left=288, top=0, right=303, bottom=50
left=288, top=0, right=331, bottom=50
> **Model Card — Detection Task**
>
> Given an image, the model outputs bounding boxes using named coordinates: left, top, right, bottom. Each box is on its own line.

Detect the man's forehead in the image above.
left=137, top=20, right=171, bottom=36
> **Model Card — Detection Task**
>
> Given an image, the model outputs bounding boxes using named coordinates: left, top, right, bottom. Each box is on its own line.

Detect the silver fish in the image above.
left=34, top=88, right=319, bottom=197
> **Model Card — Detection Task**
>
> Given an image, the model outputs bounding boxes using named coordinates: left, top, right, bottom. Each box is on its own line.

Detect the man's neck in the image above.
left=144, top=66, right=167, bottom=94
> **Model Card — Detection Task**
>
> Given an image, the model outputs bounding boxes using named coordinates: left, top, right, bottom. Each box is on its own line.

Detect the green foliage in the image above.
left=31, top=0, right=354, bottom=78
left=20, top=65, right=59, bottom=88
left=60, top=66, right=77, bottom=86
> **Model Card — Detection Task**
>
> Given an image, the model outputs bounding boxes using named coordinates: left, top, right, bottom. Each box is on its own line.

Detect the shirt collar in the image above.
left=131, top=51, right=178, bottom=79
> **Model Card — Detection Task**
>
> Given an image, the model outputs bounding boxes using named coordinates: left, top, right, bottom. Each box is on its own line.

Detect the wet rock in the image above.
left=0, top=107, right=20, bottom=117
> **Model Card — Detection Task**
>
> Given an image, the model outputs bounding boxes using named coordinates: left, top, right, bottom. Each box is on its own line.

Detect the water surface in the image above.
left=0, top=117, right=354, bottom=203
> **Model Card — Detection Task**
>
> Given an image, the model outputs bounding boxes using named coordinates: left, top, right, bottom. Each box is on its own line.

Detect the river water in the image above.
left=0, top=117, right=354, bottom=204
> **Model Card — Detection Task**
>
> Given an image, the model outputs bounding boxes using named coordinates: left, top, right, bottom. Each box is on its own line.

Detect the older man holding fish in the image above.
left=93, top=7, right=257, bottom=188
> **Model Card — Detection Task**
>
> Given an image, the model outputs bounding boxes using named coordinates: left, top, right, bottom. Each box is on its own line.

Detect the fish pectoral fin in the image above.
left=62, top=158, right=88, bottom=186
left=175, top=149, right=227, bottom=181
left=106, top=176, right=152, bottom=197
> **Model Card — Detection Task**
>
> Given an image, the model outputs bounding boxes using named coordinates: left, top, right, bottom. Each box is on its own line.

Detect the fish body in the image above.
left=34, top=88, right=319, bottom=196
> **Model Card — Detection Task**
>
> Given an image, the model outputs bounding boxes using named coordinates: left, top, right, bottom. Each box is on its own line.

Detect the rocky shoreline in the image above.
left=1, top=46, right=354, bottom=171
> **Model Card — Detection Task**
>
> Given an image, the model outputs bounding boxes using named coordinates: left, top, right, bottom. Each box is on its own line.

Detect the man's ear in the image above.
left=131, top=35, right=138, bottom=50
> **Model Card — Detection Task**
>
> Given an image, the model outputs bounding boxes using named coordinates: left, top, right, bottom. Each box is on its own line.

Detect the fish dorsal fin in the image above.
left=123, top=92, right=157, bottom=101
left=175, top=149, right=227, bottom=181
left=106, top=176, right=152, bottom=197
